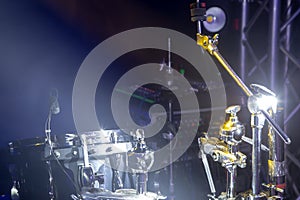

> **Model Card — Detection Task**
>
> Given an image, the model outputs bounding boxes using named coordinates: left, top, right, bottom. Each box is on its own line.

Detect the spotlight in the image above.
left=203, top=7, right=226, bottom=32
left=247, top=84, right=278, bottom=114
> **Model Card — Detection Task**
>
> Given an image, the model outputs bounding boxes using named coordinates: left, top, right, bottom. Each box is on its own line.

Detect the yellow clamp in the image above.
left=196, top=33, right=219, bottom=55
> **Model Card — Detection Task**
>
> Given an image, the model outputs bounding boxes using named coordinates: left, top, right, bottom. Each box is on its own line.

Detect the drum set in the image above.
left=8, top=1, right=292, bottom=200
left=50, top=129, right=166, bottom=200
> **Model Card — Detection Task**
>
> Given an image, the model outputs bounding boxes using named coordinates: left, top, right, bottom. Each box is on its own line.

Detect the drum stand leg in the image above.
left=112, top=169, right=123, bottom=191
left=136, top=173, right=148, bottom=195
left=200, top=148, right=216, bottom=199
left=225, top=154, right=237, bottom=198
left=110, top=154, right=124, bottom=192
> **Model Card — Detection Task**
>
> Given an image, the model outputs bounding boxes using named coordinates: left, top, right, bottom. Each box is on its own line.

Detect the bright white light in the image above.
left=248, top=94, right=277, bottom=114
left=256, top=95, right=277, bottom=113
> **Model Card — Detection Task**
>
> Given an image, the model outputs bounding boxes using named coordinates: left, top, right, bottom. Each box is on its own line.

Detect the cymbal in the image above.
left=203, top=7, right=226, bottom=32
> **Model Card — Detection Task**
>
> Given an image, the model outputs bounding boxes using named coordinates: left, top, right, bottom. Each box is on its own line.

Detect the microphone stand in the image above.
left=44, top=89, right=60, bottom=200
left=45, top=110, right=55, bottom=200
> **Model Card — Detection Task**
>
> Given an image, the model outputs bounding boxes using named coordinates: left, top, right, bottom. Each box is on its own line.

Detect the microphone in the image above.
left=49, top=88, right=60, bottom=115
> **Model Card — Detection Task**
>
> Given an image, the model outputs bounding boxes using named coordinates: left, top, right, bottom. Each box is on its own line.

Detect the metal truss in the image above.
left=239, top=0, right=300, bottom=198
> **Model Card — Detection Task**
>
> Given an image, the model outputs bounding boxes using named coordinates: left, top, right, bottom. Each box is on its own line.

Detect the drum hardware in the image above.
left=78, top=165, right=94, bottom=188
left=199, top=105, right=246, bottom=199
left=111, top=131, right=119, bottom=144
left=159, top=38, right=198, bottom=94
left=8, top=136, right=75, bottom=200
left=159, top=38, right=175, bottom=90
left=128, top=129, right=153, bottom=195
left=199, top=140, right=217, bottom=199
left=219, top=105, right=246, bottom=199
left=43, top=130, right=133, bottom=200
left=109, top=153, right=124, bottom=192
left=162, top=100, right=176, bottom=200
left=241, top=136, right=269, bottom=152
left=153, top=171, right=162, bottom=196
left=128, top=129, right=166, bottom=199
left=80, top=189, right=164, bottom=200
left=65, top=133, right=81, bottom=146
left=126, top=129, right=166, bottom=199
left=50, top=142, right=132, bottom=161
left=261, top=183, right=284, bottom=194
left=78, top=135, right=94, bottom=189
left=159, top=38, right=182, bottom=200
left=76, top=129, right=165, bottom=200
left=77, top=130, right=132, bottom=145
left=190, top=2, right=291, bottom=199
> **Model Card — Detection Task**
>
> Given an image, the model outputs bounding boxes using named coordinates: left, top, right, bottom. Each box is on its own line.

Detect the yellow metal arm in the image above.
left=196, top=33, right=219, bottom=55
left=196, top=33, right=253, bottom=97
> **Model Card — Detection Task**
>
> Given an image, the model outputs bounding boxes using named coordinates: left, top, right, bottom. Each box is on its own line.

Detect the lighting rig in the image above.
left=190, top=1, right=291, bottom=199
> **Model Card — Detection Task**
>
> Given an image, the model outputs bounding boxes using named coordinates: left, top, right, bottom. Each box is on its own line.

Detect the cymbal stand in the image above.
left=160, top=38, right=175, bottom=199
left=190, top=2, right=291, bottom=199
left=199, top=105, right=246, bottom=200
left=163, top=100, right=175, bottom=200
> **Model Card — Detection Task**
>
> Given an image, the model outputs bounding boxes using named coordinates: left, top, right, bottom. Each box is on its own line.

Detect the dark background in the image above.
left=0, top=0, right=242, bottom=146
left=0, top=0, right=299, bottom=199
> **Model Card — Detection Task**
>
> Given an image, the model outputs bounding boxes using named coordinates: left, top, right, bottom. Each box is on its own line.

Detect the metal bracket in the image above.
left=268, top=160, right=286, bottom=177
left=196, top=33, right=218, bottom=55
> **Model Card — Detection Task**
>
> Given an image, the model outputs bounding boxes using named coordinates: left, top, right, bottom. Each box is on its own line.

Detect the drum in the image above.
left=8, top=137, right=50, bottom=200
left=78, top=130, right=132, bottom=145
left=81, top=188, right=166, bottom=200
left=8, top=136, right=78, bottom=200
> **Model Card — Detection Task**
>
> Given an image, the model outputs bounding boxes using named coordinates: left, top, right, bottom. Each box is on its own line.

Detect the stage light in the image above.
left=256, top=95, right=277, bottom=112
left=248, top=92, right=277, bottom=114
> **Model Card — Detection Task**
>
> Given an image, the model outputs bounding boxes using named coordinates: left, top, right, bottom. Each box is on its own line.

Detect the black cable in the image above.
left=44, top=111, right=83, bottom=198
left=50, top=147, right=83, bottom=200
